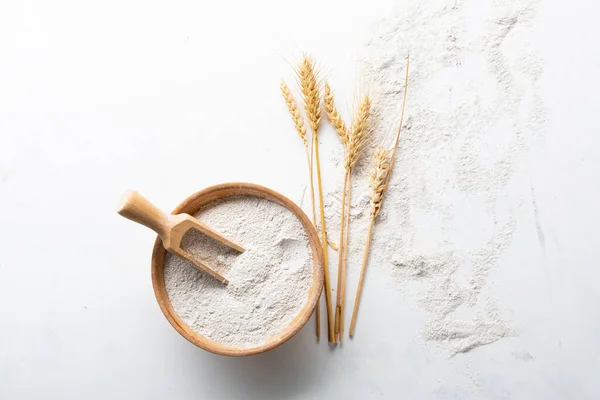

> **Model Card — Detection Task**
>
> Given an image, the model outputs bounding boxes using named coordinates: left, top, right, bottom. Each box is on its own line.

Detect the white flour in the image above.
left=163, top=196, right=313, bottom=349
left=323, top=0, right=544, bottom=354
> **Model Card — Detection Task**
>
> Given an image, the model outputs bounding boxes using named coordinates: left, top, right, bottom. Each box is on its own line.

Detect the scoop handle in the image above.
left=117, top=190, right=170, bottom=238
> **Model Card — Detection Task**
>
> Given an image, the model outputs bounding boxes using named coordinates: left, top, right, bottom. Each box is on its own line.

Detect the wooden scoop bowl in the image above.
left=117, top=190, right=244, bottom=284
left=149, top=183, right=324, bottom=356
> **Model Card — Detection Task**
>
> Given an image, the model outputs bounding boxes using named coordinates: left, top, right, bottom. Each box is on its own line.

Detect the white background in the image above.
left=1, top=0, right=599, bottom=399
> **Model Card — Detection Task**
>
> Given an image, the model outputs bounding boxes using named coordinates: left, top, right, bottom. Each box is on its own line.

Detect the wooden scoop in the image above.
left=117, top=189, right=244, bottom=284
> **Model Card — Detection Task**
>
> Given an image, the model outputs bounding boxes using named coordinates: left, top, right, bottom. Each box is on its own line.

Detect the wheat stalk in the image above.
left=337, top=166, right=352, bottom=341
left=294, top=54, right=335, bottom=343
left=340, top=94, right=371, bottom=340
left=280, top=77, right=322, bottom=339
left=350, top=56, right=409, bottom=338
left=334, top=168, right=349, bottom=341
left=324, top=82, right=351, bottom=341
left=348, top=148, right=391, bottom=338
left=332, top=92, right=372, bottom=341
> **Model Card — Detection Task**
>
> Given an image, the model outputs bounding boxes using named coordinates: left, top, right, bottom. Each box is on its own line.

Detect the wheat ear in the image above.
left=324, top=82, right=348, bottom=146
left=296, top=55, right=335, bottom=343
left=369, top=146, right=391, bottom=218
left=350, top=56, right=409, bottom=338
left=345, top=95, right=372, bottom=169
left=296, top=55, right=321, bottom=133
left=280, top=81, right=308, bottom=146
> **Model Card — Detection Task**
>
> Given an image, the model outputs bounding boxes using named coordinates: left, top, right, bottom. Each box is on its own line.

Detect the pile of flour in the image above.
left=323, top=0, right=545, bottom=354
left=164, top=196, right=313, bottom=349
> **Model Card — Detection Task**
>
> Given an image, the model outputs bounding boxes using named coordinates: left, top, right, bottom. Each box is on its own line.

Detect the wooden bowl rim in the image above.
left=151, top=182, right=324, bottom=356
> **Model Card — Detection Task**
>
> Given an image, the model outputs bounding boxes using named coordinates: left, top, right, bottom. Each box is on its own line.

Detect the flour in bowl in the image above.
left=163, top=196, right=314, bottom=349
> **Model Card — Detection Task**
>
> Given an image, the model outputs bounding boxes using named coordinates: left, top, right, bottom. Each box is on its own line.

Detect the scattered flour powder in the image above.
left=322, top=0, right=545, bottom=354
left=164, top=196, right=313, bottom=349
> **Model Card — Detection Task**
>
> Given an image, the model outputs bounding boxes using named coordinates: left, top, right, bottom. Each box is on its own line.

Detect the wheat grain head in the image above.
left=345, top=94, right=372, bottom=169
left=296, top=55, right=321, bottom=134
left=370, top=146, right=391, bottom=218
left=323, top=82, right=348, bottom=147
left=280, top=80, right=308, bottom=146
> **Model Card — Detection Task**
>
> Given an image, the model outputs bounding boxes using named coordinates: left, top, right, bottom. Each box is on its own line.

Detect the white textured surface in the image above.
left=1, top=0, right=600, bottom=399
left=164, top=196, right=312, bottom=348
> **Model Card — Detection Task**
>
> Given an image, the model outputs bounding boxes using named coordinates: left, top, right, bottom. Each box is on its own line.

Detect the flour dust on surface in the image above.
left=322, top=0, right=545, bottom=355
left=164, top=196, right=314, bottom=349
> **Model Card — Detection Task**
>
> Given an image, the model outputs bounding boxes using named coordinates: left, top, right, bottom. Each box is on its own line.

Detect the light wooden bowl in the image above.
left=151, top=182, right=325, bottom=356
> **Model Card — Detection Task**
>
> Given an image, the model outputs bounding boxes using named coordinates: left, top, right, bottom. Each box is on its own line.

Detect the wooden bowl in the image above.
left=151, top=182, right=324, bottom=356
